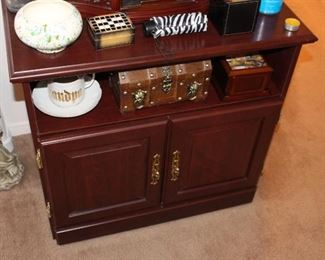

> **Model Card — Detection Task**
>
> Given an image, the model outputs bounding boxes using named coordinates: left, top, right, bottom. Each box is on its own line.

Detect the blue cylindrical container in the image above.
left=259, top=0, right=283, bottom=15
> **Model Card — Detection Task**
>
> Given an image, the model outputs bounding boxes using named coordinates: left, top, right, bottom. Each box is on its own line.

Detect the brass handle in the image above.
left=150, top=154, right=160, bottom=185
left=36, top=149, right=43, bottom=170
left=171, top=150, right=180, bottom=181
left=187, top=81, right=202, bottom=100
left=132, top=89, right=147, bottom=109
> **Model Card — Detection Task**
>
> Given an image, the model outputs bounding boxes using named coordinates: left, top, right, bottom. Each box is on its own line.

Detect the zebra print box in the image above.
left=144, top=12, right=208, bottom=38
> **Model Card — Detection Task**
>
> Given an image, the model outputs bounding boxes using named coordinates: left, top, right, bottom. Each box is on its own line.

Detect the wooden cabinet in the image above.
left=1, top=0, right=317, bottom=244
left=164, top=104, right=280, bottom=204
left=41, top=119, right=167, bottom=227
left=37, top=101, right=280, bottom=243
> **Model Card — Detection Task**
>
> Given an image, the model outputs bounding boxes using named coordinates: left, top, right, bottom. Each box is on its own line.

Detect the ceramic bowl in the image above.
left=14, top=0, right=83, bottom=53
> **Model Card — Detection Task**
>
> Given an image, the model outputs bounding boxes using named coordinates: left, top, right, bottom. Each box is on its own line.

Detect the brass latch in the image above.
left=171, top=150, right=180, bottom=181
left=36, top=149, right=43, bottom=170
left=150, top=154, right=160, bottom=185
left=132, top=89, right=147, bottom=109
left=187, top=81, right=201, bottom=100
left=161, top=66, right=173, bottom=94
left=46, top=202, right=51, bottom=218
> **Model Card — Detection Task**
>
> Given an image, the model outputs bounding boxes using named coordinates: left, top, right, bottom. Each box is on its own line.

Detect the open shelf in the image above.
left=23, top=36, right=305, bottom=138
left=30, top=68, right=287, bottom=137
left=30, top=73, right=224, bottom=137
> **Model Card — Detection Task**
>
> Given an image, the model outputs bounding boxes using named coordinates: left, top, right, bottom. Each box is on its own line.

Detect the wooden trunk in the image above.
left=111, top=60, right=212, bottom=112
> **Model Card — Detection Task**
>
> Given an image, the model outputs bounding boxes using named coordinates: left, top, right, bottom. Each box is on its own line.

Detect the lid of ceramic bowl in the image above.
left=19, top=0, right=78, bottom=23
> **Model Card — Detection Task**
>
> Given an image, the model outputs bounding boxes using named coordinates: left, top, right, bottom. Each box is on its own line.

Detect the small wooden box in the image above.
left=110, top=60, right=212, bottom=113
left=213, top=55, right=273, bottom=100
left=87, top=12, right=135, bottom=49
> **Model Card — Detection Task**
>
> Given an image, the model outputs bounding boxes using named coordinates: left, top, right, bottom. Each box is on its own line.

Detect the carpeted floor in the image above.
left=1, top=0, right=324, bottom=259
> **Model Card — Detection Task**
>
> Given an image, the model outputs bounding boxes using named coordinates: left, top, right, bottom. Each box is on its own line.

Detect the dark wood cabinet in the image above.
left=1, top=0, right=317, bottom=244
left=164, top=103, right=280, bottom=204
left=41, top=119, right=167, bottom=227
left=40, top=102, right=280, bottom=231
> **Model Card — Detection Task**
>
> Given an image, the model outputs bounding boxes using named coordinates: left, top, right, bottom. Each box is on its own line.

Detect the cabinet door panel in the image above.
left=42, top=120, right=166, bottom=227
left=164, top=104, right=280, bottom=204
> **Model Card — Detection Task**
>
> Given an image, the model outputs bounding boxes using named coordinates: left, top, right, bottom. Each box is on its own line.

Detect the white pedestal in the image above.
left=0, top=112, right=14, bottom=152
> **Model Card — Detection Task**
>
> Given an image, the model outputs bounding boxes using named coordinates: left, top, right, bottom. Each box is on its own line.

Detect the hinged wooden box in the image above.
left=110, top=60, right=212, bottom=112
left=87, top=12, right=135, bottom=49
left=213, top=55, right=273, bottom=100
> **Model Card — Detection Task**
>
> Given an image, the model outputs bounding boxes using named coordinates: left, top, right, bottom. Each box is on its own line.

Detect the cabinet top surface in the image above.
left=1, top=1, right=317, bottom=83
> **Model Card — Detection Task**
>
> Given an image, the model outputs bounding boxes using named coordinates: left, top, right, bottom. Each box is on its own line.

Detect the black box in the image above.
left=209, top=0, right=260, bottom=35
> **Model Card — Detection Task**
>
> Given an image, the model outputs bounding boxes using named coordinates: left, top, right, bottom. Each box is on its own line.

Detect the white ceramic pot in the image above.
left=14, top=0, right=83, bottom=53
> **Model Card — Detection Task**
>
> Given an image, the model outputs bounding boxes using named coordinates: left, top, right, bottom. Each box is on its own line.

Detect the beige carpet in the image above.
left=1, top=0, right=324, bottom=259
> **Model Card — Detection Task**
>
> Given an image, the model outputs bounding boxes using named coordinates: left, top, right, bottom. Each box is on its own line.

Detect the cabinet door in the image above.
left=163, top=104, right=280, bottom=204
left=42, top=119, right=167, bottom=227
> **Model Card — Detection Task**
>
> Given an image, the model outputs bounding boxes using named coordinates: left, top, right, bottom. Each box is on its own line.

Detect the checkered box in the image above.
left=87, top=12, right=135, bottom=49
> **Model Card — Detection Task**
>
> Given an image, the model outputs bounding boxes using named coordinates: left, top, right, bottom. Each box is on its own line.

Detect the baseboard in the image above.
left=1, top=134, right=13, bottom=152
left=8, top=121, right=31, bottom=136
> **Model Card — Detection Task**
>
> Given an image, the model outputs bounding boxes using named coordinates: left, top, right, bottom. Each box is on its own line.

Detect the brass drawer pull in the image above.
left=150, top=154, right=160, bottom=185
left=171, top=150, right=180, bottom=181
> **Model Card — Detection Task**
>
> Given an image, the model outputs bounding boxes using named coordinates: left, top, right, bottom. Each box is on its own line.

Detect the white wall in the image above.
left=0, top=3, right=31, bottom=137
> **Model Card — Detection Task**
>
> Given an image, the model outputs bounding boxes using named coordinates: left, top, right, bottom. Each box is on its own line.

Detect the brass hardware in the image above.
left=187, top=81, right=202, bottom=100
left=36, top=149, right=43, bottom=170
left=161, top=66, right=173, bottom=94
left=162, top=81, right=172, bottom=93
left=171, top=150, right=180, bottom=181
left=132, top=89, right=147, bottom=109
left=151, top=154, right=160, bottom=185
left=46, top=202, right=51, bottom=218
